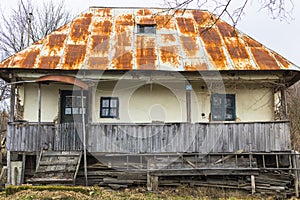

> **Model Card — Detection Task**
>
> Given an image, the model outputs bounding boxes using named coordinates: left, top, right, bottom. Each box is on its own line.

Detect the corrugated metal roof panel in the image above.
left=0, top=7, right=299, bottom=72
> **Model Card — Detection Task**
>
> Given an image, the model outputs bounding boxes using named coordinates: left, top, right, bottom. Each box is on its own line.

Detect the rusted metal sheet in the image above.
left=0, top=7, right=298, bottom=71
left=136, top=36, right=157, bottom=69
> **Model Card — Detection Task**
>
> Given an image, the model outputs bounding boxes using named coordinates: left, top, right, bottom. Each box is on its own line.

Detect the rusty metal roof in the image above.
left=0, top=7, right=299, bottom=71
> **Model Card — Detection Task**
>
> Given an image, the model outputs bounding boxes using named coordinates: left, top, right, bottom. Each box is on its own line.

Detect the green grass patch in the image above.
left=5, top=185, right=95, bottom=196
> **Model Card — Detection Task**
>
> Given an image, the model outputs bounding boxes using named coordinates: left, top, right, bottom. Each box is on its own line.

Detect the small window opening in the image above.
left=211, top=94, right=236, bottom=121
left=137, top=24, right=156, bottom=34
left=100, top=97, right=119, bottom=118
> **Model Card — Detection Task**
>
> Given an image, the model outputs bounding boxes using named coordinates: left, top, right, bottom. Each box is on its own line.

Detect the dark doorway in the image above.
left=60, top=90, right=88, bottom=123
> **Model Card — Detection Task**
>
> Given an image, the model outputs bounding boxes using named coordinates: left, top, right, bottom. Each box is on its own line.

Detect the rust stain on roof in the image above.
left=184, top=61, right=208, bottom=71
left=70, top=15, right=92, bottom=44
left=176, top=17, right=197, bottom=36
left=116, top=14, right=134, bottom=28
left=136, top=36, right=157, bottom=69
left=206, top=46, right=228, bottom=70
left=87, top=57, right=109, bottom=70
left=199, top=28, right=222, bottom=46
left=156, top=15, right=176, bottom=30
left=159, top=46, right=180, bottom=68
left=91, top=35, right=110, bottom=56
left=180, top=36, right=199, bottom=57
left=112, top=51, right=133, bottom=70
left=216, top=21, right=237, bottom=37
left=11, top=49, right=40, bottom=68
left=0, top=7, right=297, bottom=71
left=46, top=34, right=67, bottom=55
left=137, top=9, right=152, bottom=15
left=92, top=20, right=112, bottom=35
left=62, top=45, right=86, bottom=70
left=38, top=56, right=60, bottom=69
left=222, top=37, right=254, bottom=70
left=273, top=52, right=290, bottom=69
left=136, top=16, right=156, bottom=24
left=192, top=10, right=214, bottom=27
left=242, top=35, right=262, bottom=47
left=93, top=8, right=112, bottom=17
left=250, top=48, right=280, bottom=70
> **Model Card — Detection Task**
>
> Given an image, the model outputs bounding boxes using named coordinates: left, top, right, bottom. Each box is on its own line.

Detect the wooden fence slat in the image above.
left=7, top=122, right=291, bottom=154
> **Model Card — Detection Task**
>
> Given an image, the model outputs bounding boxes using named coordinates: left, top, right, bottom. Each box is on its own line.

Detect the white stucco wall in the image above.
left=20, top=79, right=275, bottom=123
left=21, top=83, right=73, bottom=122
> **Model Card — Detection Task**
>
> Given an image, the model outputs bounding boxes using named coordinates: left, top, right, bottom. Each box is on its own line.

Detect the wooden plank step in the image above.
left=30, top=150, right=82, bottom=185
left=39, top=160, right=78, bottom=166
left=43, top=151, right=81, bottom=156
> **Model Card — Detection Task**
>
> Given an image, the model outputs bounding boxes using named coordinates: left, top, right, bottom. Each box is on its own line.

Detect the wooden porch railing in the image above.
left=7, top=121, right=291, bottom=153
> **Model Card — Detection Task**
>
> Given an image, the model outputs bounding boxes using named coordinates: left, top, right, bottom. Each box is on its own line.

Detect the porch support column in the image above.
left=81, top=89, right=88, bottom=186
left=280, top=80, right=287, bottom=120
left=7, top=76, right=16, bottom=185
left=186, top=81, right=192, bottom=123
left=87, top=85, right=93, bottom=123
left=36, top=83, right=41, bottom=170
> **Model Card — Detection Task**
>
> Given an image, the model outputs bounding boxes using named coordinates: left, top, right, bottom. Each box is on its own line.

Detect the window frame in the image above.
left=137, top=24, right=156, bottom=34
left=211, top=93, right=236, bottom=121
left=100, top=97, right=119, bottom=118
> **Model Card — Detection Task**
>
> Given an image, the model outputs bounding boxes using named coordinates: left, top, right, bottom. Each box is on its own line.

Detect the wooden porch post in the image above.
left=81, top=89, right=88, bottom=186
left=7, top=76, right=16, bottom=185
left=280, top=85, right=287, bottom=120
left=36, top=83, right=41, bottom=170
left=186, top=82, right=192, bottom=123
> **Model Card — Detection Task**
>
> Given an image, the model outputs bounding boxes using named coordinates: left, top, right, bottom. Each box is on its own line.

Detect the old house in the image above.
left=1, top=7, right=300, bottom=195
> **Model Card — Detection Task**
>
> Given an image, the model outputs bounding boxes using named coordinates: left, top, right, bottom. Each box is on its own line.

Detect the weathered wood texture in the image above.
left=8, top=121, right=291, bottom=153
left=7, top=122, right=55, bottom=152
left=87, top=122, right=291, bottom=153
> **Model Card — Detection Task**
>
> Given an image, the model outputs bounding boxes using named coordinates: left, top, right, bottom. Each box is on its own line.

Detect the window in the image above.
left=100, top=97, right=119, bottom=118
left=211, top=94, right=235, bottom=121
left=137, top=24, right=156, bottom=34
left=60, top=90, right=88, bottom=123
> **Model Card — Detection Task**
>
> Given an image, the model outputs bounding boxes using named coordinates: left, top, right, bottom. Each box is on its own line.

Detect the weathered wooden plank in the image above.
left=8, top=122, right=291, bottom=153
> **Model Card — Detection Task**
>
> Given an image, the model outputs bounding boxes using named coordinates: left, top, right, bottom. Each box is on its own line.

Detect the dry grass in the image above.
left=0, top=185, right=292, bottom=200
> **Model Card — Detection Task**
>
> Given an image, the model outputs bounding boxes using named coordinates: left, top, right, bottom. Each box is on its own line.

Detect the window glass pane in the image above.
left=212, top=95, right=222, bottom=107
left=137, top=24, right=156, bottom=34
left=145, top=26, right=156, bottom=33
left=225, top=97, right=233, bottom=107
left=110, top=108, right=117, bottom=117
left=102, top=108, right=109, bottom=116
left=65, top=108, right=72, bottom=115
left=225, top=108, right=234, bottom=120
left=72, top=108, right=79, bottom=114
left=102, top=99, right=109, bottom=107
left=212, top=108, right=223, bottom=121
left=65, top=96, right=73, bottom=107
left=110, top=99, right=118, bottom=107
left=75, top=96, right=81, bottom=107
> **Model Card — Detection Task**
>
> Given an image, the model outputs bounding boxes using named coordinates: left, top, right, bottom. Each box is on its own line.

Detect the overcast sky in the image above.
left=1, top=0, right=300, bottom=66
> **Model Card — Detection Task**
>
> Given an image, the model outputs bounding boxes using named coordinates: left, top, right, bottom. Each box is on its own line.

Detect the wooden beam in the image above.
left=186, top=82, right=192, bottom=123
left=7, top=76, right=16, bottom=185
left=81, top=89, right=88, bottom=186
left=87, top=85, right=93, bottom=123
left=251, top=175, right=256, bottom=194
left=36, top=83, right=41, bottom=170
left=292, top=151, right=299, bottom=197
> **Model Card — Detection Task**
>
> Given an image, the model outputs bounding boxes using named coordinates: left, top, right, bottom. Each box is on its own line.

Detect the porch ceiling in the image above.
left=0, top=7, right=299, bottom=72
